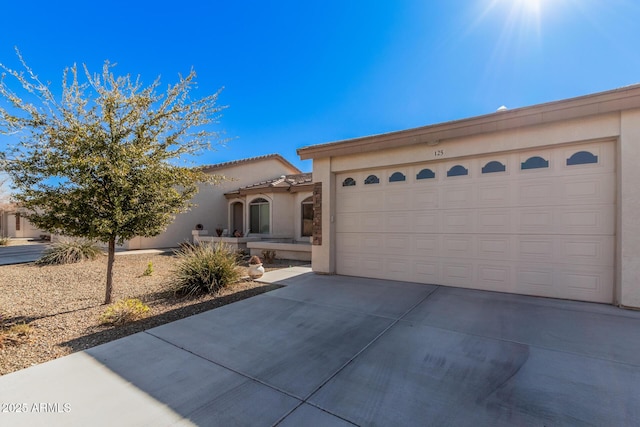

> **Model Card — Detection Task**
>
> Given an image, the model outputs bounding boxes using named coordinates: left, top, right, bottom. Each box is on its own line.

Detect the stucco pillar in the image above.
left=619, top=110, right=640, bottom=308
left=311, top=157, right=335, bottom=273
left=126, top=237, right=141, bottom=250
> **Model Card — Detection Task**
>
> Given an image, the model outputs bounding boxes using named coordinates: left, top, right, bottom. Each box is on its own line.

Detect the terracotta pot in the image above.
left=248, top=263, right=265, bottom=279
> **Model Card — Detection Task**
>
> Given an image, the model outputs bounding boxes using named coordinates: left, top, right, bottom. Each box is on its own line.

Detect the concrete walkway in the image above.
left=1, top=270, right=640, bottom=426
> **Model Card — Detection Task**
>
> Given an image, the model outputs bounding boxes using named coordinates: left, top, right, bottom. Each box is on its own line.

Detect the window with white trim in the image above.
left=249, top=198, right=270, bottom=234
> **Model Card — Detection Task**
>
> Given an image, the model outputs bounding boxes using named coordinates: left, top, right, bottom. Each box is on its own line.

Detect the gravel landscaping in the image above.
left=0, top=252, right=304, bottom=376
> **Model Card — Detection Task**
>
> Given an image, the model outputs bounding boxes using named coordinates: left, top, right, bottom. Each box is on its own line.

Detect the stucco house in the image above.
left=298, top=84, right=640, bottom=309
left=125, top=154, right=310, bottom=252
left=0, top=207, right=48, bottom=239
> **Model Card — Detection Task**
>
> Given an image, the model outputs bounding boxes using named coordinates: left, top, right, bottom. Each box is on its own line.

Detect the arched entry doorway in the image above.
left=230, top=201, right=244, bottom=235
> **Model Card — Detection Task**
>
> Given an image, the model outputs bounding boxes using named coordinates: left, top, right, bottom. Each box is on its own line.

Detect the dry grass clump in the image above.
left=36, top=240, right=103, bottom=265
left=169, top=243, right=241, bottom=296
left=100, top=298, right=150, bottom=326
left=0, top=311, right=33, bottom=349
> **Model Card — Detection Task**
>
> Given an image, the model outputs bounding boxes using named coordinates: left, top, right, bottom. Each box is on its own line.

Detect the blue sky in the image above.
left=2, top=0, right=640, bottom=173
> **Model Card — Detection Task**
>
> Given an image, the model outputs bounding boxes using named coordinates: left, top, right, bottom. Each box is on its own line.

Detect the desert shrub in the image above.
left=100, top=298, right=150, bottom=326
left=261, top=249, right=276, bottom=263
left=143, top=261, right=154, bottom=276
left=0, top=324, right=33, bottom=348
left=178, top=241, right=197, bottom=252
left=169, top=242, right=241, bottom=296
left=36, top=239, right=103, bottom=265
left=0, top=312, right=33, bottom=348
left=0, top=237, right=9, bottom=246
left=236, top=248, right=249, bottom=258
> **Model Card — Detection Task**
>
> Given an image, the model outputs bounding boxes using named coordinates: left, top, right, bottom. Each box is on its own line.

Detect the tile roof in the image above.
left=244, top=173, right=312, bottom=189
left=200, top=154, right=302, bottom=174
left=225, top=173, right=313, bottom=196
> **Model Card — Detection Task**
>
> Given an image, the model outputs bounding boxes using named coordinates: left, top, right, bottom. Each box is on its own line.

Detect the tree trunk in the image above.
left=104, top=237, right=116, bottom=304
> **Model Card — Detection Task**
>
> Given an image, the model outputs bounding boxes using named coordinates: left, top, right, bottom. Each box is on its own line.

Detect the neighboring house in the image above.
left=3, top=154, right=312, bottom=254
left=0, top=207, right=48, bottom=239
left=298, top=84, right=640, bottom=309
left=126, top=154, right=304, bottom=250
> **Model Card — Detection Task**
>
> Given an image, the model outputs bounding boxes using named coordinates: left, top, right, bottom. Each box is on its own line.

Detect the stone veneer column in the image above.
left=312, top=182, right=322, bottom=245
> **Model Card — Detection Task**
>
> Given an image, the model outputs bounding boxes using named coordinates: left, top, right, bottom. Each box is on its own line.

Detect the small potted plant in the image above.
left=248, top=255, right=265, bottom=279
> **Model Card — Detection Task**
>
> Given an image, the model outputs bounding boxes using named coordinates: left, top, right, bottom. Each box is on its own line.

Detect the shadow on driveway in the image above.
left=1, top=274, right=640, bottom=426
left=59, top=284, right=283, bottom=353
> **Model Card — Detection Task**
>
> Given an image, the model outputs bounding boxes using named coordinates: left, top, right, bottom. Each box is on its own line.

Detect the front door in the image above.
left=232, top=202, right=244, bottom=235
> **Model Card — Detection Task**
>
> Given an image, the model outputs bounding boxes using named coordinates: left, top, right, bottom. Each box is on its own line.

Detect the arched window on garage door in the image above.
left=481, top=161, right=506, bottom=174
left=389, top=172, right=406, bottom=182
left=521, top=156, right=549, bottom=170
left=567, top=151, right=598, bottom=166
left=364, top=175, right=380, bottom=184
left=416, top=168, right=435, bottom=180
left=342, top=177, right=356, bottom=187
left=447, top=165, right=468, bottom=177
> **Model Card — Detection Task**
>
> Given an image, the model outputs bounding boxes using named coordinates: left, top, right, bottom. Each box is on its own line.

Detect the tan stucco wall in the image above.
left=128, top=159, right=300, bottom=249
left=3, top=212, right=47, bottom=239
left=619, top=110, right=640, bottom=308
left=330, top=114, right=620, bottom=173
left=270, top=192, right=294, bottom=238
left=311, top=110, right=640, bottom=307
left=6, top=213, right=17, bottom=237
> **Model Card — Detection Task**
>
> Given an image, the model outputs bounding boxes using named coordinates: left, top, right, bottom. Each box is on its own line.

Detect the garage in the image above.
left=299, top=85, right=640, bottom=308
left=334, top=141, right=615, bottom=303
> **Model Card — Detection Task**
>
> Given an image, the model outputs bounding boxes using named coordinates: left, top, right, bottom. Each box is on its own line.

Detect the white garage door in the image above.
left=335, top=141, right=615, bottom=303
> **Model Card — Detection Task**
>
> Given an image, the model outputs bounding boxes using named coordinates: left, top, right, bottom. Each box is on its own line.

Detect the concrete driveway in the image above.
left=1, top=271, right=639, bottom=426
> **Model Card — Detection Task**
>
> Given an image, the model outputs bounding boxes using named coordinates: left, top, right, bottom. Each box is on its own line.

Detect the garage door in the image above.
left=335, top=142, right=615, bottom=303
